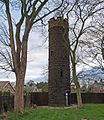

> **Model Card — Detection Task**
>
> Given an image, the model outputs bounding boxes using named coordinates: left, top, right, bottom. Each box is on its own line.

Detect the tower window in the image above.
left=60, top=71, right=63, bottom=77
left=51, top=51, right=53, bottom=56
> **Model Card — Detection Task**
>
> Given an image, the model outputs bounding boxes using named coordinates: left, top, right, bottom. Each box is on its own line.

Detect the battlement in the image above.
left=49, top=17, right=68, bottom=29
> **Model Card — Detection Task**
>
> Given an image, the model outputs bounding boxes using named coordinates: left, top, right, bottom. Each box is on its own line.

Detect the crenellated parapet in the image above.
left=48, top=17, right=69, bottom=29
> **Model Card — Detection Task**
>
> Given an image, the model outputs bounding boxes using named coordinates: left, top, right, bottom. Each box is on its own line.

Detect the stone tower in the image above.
left=48, top=17, right=70, bottom=106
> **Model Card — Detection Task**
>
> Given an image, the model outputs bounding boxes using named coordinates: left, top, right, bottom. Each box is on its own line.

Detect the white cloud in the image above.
left=0, top=78, right=15, bottom=82
left=25, top=32, right=48, bottom=82
left=0, top=31, right=48, bottom=83
left=0, top=70, right=15, bottom=82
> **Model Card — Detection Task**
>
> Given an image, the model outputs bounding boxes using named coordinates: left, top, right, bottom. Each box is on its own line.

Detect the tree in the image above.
left=37, top=82, right=48, bottom=92
left=77, top=67, right=104, bottom=87
left=40, top=0, right=104, bottom=108
left=60, top=0, right=104, bottom=108
left=77, top=7, right=104, bottom=68
left=76, top=2, right=104, bottom=82
left=0, top=0, right=64, bottom=113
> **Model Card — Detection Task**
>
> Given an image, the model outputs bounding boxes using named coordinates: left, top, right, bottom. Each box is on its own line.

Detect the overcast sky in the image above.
left=0, top=22, right=101, bottom=83
left=0, top=1, right=103, bottom=83
left=0, top=30, right=48, bottom=83
left=0, top=26, right=102, bottom=83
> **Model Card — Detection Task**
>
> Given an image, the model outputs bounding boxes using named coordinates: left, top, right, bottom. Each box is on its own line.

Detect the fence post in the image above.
left=0, top=92, right=2, bottom=114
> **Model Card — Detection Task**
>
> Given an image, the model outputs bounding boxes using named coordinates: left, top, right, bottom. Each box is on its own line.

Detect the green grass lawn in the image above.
left=5, top=104, right=104, bottom=120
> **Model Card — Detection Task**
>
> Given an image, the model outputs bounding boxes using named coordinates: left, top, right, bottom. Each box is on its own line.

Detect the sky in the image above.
left=26, top=31, right=48, bottom=83
left=0, top=20, right=102, bottom=83
left=0, top=1, right=103, bottom=83
left=0, top=1, right=50, bottom=83
left=0, top=30, right=48, bottom=83
left=0, top=28, right=100, bottom=83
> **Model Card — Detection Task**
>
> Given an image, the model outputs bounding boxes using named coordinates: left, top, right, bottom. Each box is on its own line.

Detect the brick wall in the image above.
left=48, top=17, right=70, bottom=106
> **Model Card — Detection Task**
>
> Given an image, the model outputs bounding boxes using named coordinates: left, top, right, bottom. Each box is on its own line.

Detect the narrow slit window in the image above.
left=51, top=51, right=53, bottom=56
left=60, top=71, right=63, bottom=77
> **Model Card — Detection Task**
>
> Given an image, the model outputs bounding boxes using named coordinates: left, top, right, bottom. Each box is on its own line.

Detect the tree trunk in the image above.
left=14, top=70, right=25, bottom=113
left=13, top=33, right=28, bottom=113
left=72, top=62, right=83, bottom=108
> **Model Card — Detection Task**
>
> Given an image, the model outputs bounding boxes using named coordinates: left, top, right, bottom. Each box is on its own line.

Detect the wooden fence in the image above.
left=1, top=92, right=104, bottom=113
left=0, top=95, right=14, bottom=113
left=31, top=92, right=48, bottom=106
left=71, top=93, right=104, bottom=104
left=31, top=93, right=104, bottom=105
left=0, top=92, right=48, bottom=113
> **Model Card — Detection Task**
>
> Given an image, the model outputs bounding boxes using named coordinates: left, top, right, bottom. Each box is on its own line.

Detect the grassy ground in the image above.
left=5, top=104, right=104, bottom=120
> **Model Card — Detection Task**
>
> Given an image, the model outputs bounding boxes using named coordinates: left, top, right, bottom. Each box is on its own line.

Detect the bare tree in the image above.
left=61, top=0, right=104, bottom=108
left=78, top=7, right=104, bottom=68
left=0, top=0, right=64, bottom=113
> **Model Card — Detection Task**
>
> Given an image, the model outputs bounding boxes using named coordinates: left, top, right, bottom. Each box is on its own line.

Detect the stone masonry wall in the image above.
left=48, top=17, right=70, bottom=106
